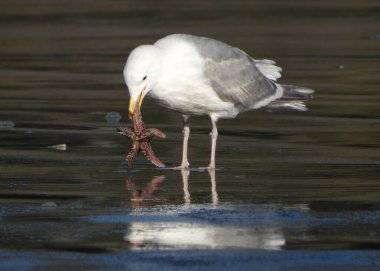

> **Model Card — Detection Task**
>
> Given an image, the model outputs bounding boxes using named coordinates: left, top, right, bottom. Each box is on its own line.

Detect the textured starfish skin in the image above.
left=117, top=104, right=166, bottom=167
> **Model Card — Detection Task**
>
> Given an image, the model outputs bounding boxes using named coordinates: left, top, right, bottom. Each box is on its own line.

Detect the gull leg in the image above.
left=172, top=115, right=190, bottom=170
left=208, top=119, right=218, bottom=170
left=181, top=123, right=190, bottom=168
left=199, top=118, right=218, bottom=171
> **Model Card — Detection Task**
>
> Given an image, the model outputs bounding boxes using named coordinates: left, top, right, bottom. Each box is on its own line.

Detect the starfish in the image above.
left=117, top=104, right=166, bottom=167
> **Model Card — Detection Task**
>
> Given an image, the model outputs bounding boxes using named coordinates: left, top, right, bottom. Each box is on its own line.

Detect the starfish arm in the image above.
left=133, top=104, right=145, bottom=133
left=126, top=143, right=140, bottom=167
left=145, top=128, right=166, bottom=139
left=116, top=127, right=134, bottom=138
left=141, top=141, right=165, bottom=168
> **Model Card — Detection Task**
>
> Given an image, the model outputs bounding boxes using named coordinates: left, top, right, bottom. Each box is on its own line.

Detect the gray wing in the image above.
left=180, top=34, right=277, bottom=110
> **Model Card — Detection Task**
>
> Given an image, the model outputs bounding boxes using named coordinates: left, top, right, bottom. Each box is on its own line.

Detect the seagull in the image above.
left=124, top=34, right=314, bottom=170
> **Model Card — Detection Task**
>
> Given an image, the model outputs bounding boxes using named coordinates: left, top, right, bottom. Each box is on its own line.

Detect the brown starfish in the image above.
left=116, top=104, right=166, bottom=167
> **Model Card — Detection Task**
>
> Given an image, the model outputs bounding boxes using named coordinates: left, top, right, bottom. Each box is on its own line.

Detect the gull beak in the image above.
left=128, top=92, right=144, bottom=119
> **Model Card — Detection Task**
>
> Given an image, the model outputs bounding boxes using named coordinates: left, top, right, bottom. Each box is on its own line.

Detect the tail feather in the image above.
left=268, top=84, right=314, bottom=111
left=254, top=59, right=282, bottom=81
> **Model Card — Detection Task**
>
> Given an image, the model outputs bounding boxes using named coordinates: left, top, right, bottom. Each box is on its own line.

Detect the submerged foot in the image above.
left=170, top=166, right=189, bottom=171
left=198, top=163, right=216, bottom=172
left=168, top=162, right=190, bottom=171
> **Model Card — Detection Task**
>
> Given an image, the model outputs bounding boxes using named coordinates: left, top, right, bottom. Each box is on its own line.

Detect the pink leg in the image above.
left=180, top=123, right=190, bottom=169
left=208, top=120, right=218, bottom=170
left=199, top=118, right=218, bottom=171
left=172, top=116, right=190, bottom=170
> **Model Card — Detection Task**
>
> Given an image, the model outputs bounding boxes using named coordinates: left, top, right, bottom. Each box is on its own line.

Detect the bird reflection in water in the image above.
left=126, top=169, right=219, bottom=207
left=124, top=170, right=285, bottom=250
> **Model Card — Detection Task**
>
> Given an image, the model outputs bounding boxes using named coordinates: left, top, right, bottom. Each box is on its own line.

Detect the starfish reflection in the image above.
left=126, top=175, right=166, bottom=208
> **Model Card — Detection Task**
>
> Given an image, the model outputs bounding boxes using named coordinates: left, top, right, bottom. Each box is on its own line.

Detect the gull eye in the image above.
left=142, top=75, right=147, bottom=81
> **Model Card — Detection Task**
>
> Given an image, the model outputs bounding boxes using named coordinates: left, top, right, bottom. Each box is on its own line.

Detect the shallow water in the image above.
left=1, top=0, right=380, bottom=270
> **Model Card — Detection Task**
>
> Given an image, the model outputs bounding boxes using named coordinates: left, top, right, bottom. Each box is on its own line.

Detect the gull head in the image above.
left=124, top=45, right=162, bottom=118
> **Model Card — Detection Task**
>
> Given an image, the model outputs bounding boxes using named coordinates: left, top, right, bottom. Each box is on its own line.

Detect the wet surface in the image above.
left=1, top=0, right=380, bottom=270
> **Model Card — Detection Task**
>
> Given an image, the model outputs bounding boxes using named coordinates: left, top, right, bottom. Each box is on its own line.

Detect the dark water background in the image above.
left=1, top=0, right=379, bottom=270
